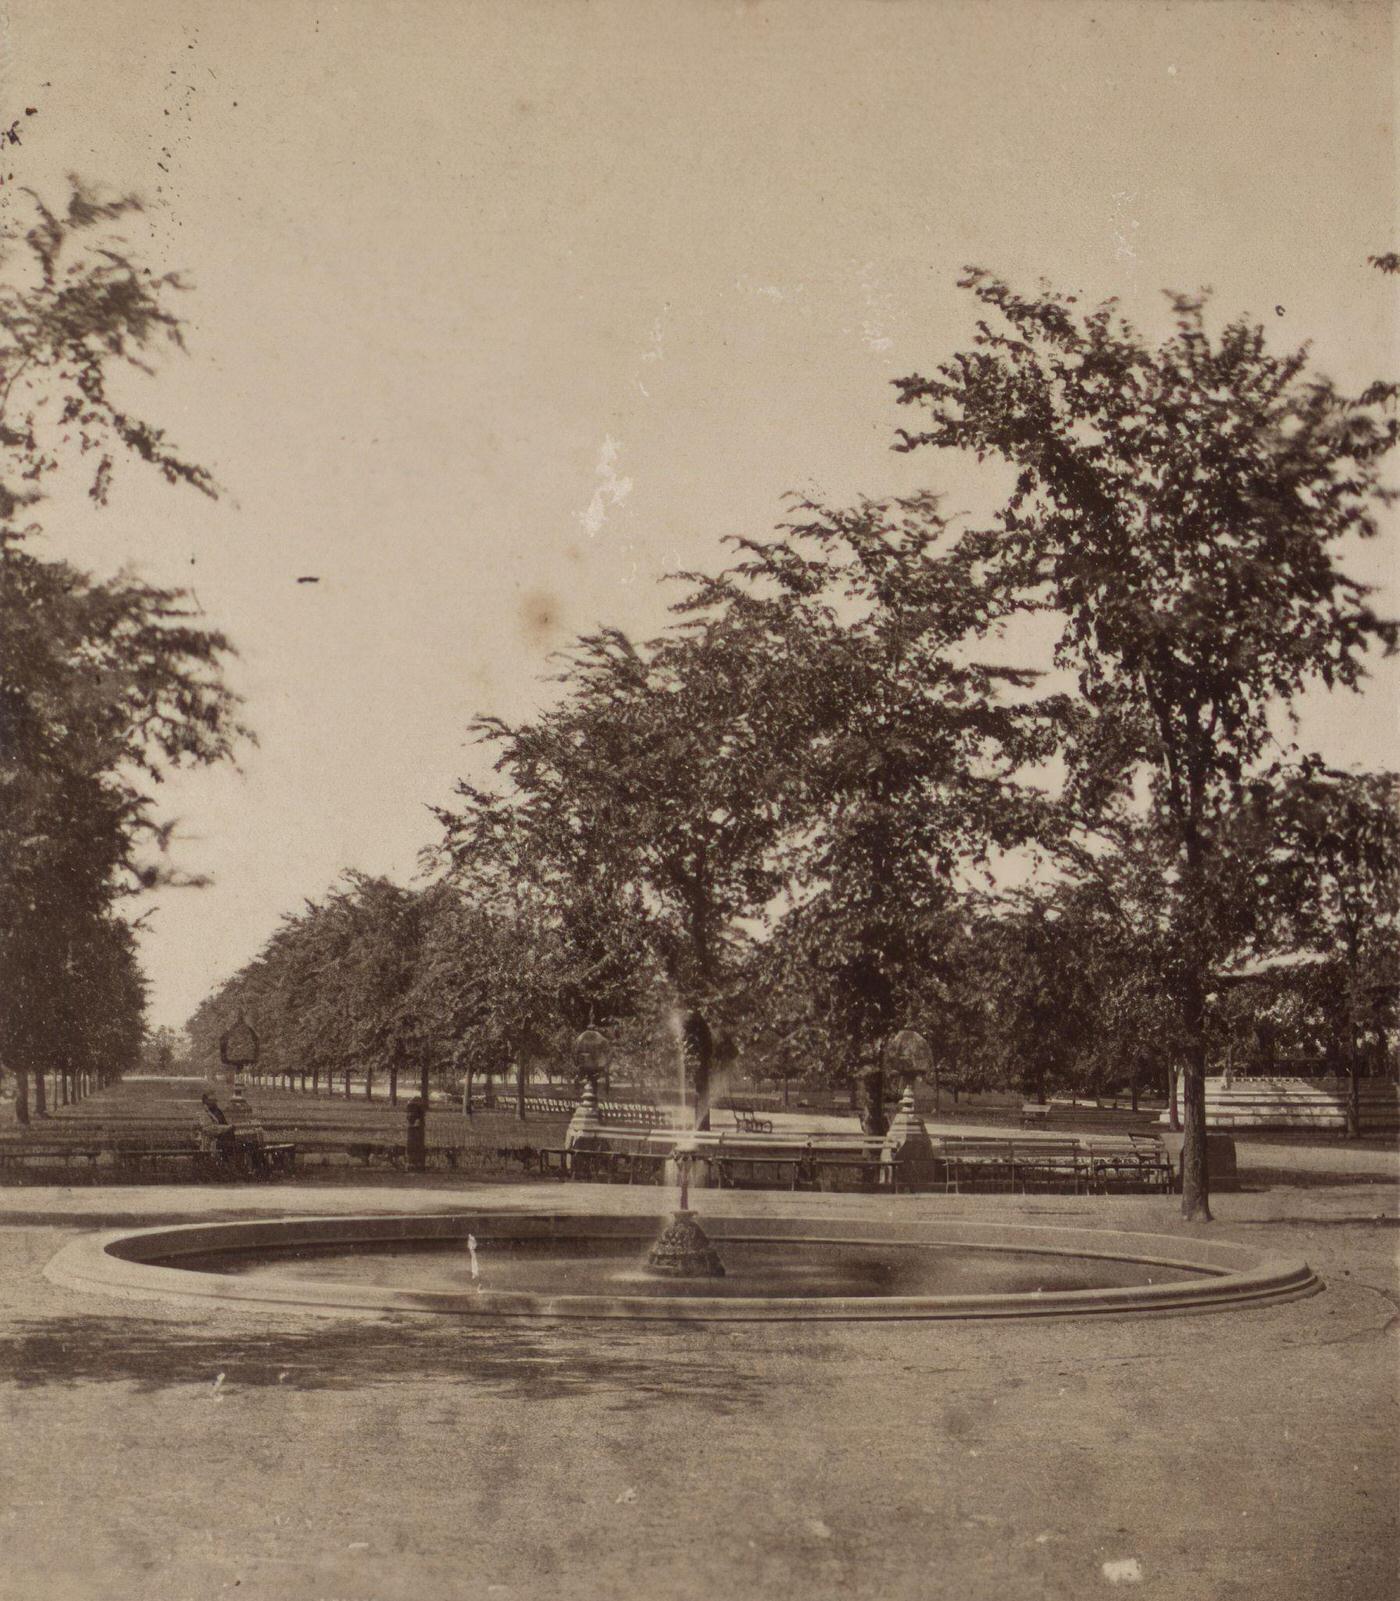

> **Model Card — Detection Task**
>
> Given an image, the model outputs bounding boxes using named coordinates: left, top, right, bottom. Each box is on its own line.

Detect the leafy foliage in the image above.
left=0, top=182, right=242, bottom=1111
left=894, top=272, right=1398, bottom=1211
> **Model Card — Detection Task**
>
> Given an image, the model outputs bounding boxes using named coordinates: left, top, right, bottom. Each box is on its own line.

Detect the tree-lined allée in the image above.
left=191, top=278, right=1396, bottom=1218
left=6, top=195, right=1393, bottom=1208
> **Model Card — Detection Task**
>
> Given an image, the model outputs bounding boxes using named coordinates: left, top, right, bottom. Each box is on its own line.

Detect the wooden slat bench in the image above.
left=534, top=1147, right=665, bottom=1184
left=0, top=1144, right=107, bottom=1172
left=730, top=1104, right=775, bottom=1135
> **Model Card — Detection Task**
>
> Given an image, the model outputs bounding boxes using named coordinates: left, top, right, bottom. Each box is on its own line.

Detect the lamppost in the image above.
left=884, top=1026, right=935, bottom=1117
left=879, top=1026, right=936, bottom=1187
left=566, top=1027, right=611, bottom=1151
left=218, top=1013, right=259, bottom=1123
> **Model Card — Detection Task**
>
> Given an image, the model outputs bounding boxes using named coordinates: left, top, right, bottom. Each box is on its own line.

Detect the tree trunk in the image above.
left=1179, top=967, right=1212, bottom=1222
left=860, top=1066, right=888, bottom=1137
left=389, top=1064, right=398, bottom=1107
left=1347, top=1050, right=1362, bottom=1138
left=1346, top=1013, right=1362, bottom=1138
left=14, top=1069, right=30, bottom=1126
left=420, top=1058, right=431, bottom=1109
left=515, top=1054, right=526, bottom=1121
left=1167, top=1063, right=1181, bottom=1132
left=33, top=1068, right=47, bottom=1118
left=365, top=1069, right=374, bottom=1101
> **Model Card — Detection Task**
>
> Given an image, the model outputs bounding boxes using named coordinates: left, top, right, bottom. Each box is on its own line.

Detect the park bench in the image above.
left=937, top=1139, right=1092, bottom=1195
left=342, top=1140, right=467, bottom=1170
left=344, top=1140, right=405, bottom=1166
left=1086, top=1138, right=1173, bottom=1194
left=709, top=1151, right=811, bottom=1191
left=599, top=1101, right=672, bottom=1128
left=803, top=1153, right=896, bottom=1193
left=0, top=1143, right=107, bottom=1174
left=726, top=1102, right=775, bottom=1135
left=1020, top=1102, right=1052, bottom=1128
left=535, top=1146, right=664, bottom=1184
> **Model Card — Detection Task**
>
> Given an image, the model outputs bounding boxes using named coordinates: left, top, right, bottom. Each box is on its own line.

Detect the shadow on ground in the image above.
left=0, top=1310, right=761, bottom=1412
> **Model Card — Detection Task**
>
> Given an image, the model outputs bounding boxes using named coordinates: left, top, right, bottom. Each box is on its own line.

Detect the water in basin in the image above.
left=175, top=1235, right=1207, bottom=1300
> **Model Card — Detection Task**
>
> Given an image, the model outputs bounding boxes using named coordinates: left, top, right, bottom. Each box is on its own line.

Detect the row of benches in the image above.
left=475, top=1095, right=679, bottom=1128
left=473, top=1095, right=775, bottom=1133
left=527, top=1138, right=1174, bottom=1195
left=0, top=1129, right=298, bottom=1180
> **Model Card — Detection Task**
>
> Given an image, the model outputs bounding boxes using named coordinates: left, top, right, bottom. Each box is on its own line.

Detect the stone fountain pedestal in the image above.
left=646, top=1145, right=725, bottom=1278
left=881, top=1081, right=938, bottom=1188
left=645, top=1210, right=726, bottom=1278
left=565, top=1075, right=609, bottom=1152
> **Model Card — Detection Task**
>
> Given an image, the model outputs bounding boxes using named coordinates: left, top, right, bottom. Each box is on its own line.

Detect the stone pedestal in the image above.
left=1159, top=1131, right=1238, bottom=1190
left=227, top=1076, right=253, bottom=1125
left=645, top=1210, right=725, bottom=1278
left=565, top=1075, right=608, bottom=1152
left=881, top=1082, right=938, bottom=1189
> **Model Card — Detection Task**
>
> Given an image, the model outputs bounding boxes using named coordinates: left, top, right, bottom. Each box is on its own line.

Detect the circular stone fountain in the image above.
left=45, top=1211, right=1318, bottom=1321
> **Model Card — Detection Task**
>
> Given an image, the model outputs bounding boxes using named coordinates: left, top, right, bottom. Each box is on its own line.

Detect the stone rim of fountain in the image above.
left=44, top=1211, right=1320, bottom=1322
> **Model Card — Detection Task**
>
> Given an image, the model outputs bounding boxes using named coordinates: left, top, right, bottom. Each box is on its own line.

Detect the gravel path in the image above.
left=1, top=1175, right=1395, bottom=1601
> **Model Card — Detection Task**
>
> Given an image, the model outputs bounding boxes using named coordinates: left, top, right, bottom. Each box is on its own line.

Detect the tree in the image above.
left=140, top=1024, right=188, bottom=1078
left=681, top=496, right=1059, bottom=1123
left=1, top=553, right=243, bottom=1117
left=434, top=612, right=795, bottom=1123
left=894, top=273, right=1398, bottom=1218
left=0, top=182, right=216, bottom=535
left=1251, top=763, right=1399, bottom=1133
left=0, top=182, right=242, bottom=1117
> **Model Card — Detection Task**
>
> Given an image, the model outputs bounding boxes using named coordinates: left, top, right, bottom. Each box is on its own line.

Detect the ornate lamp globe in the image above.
left=884, top=1027, right=932, bottom=1084
left=572, top=1028, right=611, bottom=1082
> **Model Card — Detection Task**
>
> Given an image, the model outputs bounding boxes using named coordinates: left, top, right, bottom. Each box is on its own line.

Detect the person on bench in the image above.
left=198, top=1093, right=239, bottom=1167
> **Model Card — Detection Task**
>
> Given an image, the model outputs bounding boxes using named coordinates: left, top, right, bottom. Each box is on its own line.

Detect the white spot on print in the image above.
left=580, top=436, right=633, bottom=539
left=1102, top=1557, right=1143, bottom=1584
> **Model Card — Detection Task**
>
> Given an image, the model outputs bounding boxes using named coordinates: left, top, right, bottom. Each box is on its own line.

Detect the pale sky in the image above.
left=5, top=0, right=1396, bottom=1027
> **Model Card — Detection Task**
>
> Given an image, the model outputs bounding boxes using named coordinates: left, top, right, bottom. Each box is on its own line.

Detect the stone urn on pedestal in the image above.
left=880, top=1027, right=937, bottom=1190
left=565, top=1028, right=611, bottom=1153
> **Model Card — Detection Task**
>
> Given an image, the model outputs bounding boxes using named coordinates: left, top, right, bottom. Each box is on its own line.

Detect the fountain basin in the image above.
left=44, top=1212, right=1318, bottom=1321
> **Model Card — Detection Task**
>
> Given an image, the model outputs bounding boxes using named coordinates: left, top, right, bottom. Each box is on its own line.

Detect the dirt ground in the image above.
left=0, top=1170, right=1395, bottom=1601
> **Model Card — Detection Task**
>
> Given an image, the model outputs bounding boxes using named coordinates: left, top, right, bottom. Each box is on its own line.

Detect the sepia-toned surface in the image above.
left=0, top=1175, right=1396, bottom=1601
left=1, top=0, right=1394, bottom=1025
left=4, top=5, right=1398, bottom=1599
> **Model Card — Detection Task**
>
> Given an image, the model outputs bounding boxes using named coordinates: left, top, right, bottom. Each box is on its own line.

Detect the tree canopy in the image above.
left=892, top=272, right=1398, bottom=1214
left=1, top=183, right=243, bottom=1116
